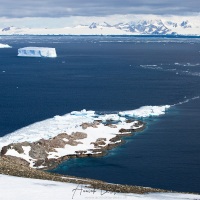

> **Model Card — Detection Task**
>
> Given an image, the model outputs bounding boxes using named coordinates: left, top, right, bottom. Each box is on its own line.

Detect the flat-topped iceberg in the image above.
left=18, top=47, right=57, bottom=58
left=0, top=43, right=12, bottom=48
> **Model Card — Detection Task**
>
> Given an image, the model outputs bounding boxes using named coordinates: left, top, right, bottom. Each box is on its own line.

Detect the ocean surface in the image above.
left=0, top=36, right=200, bottom=193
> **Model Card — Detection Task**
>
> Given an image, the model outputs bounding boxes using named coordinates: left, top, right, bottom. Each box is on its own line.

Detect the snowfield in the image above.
left=0, top=175, right=199, bottom=200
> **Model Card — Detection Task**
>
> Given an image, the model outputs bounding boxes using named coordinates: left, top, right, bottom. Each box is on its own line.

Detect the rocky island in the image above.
left=1, top=112, right=145, bottom=169
left=0, top=106, right=171, bottom=170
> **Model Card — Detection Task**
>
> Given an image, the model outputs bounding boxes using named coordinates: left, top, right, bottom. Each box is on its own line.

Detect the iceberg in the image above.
left=0, top=43, right=12, bottom=48
left=18, top=47, right=57, bottom=58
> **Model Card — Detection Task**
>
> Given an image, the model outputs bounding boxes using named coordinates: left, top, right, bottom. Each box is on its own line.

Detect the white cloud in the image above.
left=0, top=14, right=200, bottom=29
left=0, top=0, right=199, bottom=18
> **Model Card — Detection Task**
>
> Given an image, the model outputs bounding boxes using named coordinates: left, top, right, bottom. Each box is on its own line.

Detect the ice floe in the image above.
left=119, top=105, right=170, bottom=118
left=0, top=43, right=12, bottom=48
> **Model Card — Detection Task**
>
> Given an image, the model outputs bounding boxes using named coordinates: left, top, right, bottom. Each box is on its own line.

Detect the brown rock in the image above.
left=71, top=132, right=87, bottom=139
left=55, top=133, right=70, bottom=139
left=66, top=139, right=82, bottom=146
left=75, top=150, right=87, bottom=154
left=4, top=155, right=30, bottom=167
left=119, top=128, right=132, bottom=133
left=1, top=145, right=10, bottom=156
left=105, top=124, right=117, bottom=128
left=33, top=159, right=46, bottom=167
left=126, top=119, right=135, bottom=123
left=81, top=122, right=98, bottom=129
left=109, top=136, right=121, bottom=143
left=29, top=143, right=48, bottom=160
left=1, top=141, right=31, bottom=156
left=96, top=138, right=107, bottom=142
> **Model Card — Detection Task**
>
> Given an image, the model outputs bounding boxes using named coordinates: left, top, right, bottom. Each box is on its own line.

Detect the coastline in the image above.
left=1, top=118, right=146, bottom=170
left=47, top=123, right=146, bottom=170
left=0, top=108, right=149, bottom=170
left=1, top=156, right=200, bottom=198
left=0, top=156, right=168, bottom=194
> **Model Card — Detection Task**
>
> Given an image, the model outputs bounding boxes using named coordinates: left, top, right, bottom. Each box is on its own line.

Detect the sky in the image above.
left=0, top=0, right=199, bottom=28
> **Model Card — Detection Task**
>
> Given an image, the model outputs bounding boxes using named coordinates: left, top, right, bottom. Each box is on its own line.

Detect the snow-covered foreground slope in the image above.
left=0, top=175, right=199, bottom=200
left=18, top=47, right=57, bottom=57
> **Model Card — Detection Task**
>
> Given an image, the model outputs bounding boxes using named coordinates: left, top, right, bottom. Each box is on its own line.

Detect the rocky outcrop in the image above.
left=1, top=141, right=30, bottom=155
left=29, top=143, right=48, bottom=160
left=0, top=156, right=168, bottom=194
left=105, top=124, right=117, bottom=128
left=1, top=131, right=89, bottom=169
left=1, top=119, right=145, bottom=170
left=81, top=121, right=100, bottom=129
left=91, top=138, right=107, bottom=148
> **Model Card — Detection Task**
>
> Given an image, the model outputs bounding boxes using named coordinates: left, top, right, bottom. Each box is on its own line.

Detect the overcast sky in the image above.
left=0, top=0, right=199, bottom=27
left=1, top=0, right=199, bottom=18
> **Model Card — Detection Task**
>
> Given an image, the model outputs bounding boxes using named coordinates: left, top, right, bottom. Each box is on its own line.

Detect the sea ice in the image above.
left=18, top=47, right=57, bottom=57
left=71, top=109, right=95, bottom=116
left=0, top=106, right=170, bottom=152
left=119, top=105, right=171, bottom=118
left=0, top=43, right=12, bottom=48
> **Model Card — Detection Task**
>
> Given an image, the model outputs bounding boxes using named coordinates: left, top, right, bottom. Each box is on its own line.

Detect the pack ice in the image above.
left=18, top=47, right=57, bottom=57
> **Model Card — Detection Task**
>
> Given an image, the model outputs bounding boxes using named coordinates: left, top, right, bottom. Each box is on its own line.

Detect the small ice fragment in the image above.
left=0, top=43, right=12, bottom=48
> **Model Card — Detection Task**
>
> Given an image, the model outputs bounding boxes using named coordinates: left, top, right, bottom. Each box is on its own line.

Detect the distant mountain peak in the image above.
left=1, top=17, right=199, bottom=36
left=180, top=20, right=192, bottom=28
left=89, top=22, right=112, bottom=29
left=89, top=22, right=98, bottom=29
left=2, top=26, right=14, bottom=31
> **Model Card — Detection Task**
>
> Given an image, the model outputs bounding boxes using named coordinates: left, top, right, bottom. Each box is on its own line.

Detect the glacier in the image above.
left=18, top=47, right=57, bottom=58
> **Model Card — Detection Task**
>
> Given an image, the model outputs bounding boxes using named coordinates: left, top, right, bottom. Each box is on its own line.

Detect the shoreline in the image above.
left=1, top=114, right=146, bottom=170
left=1, top=123, right=146, bottom=171
left=0, top=156, right=169, bottom=194
left=47, top=123, right=146, bottom=171
left=1, top=156, right=200, bottom=196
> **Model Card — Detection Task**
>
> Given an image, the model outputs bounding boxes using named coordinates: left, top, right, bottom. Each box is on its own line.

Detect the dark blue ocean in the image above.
left=0, top=36, right=200, bottom=193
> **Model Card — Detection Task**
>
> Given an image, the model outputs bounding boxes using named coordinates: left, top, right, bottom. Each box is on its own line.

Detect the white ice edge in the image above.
left=0, top=96, right=199, bottom=166
left=1, top=96, right=199, bottom=167
left=0, top=106, right=170, bottom=152
left=0, top=174, right=200, bottom=200
left=119, top=105, right=170, bottom=118
left=18, top=47, right=57, bottom=57
left=0, top=43, right=12, bottom=48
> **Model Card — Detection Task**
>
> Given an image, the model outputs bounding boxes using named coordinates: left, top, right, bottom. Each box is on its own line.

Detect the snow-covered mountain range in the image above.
left=0, top=18, right=200, bottom=36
